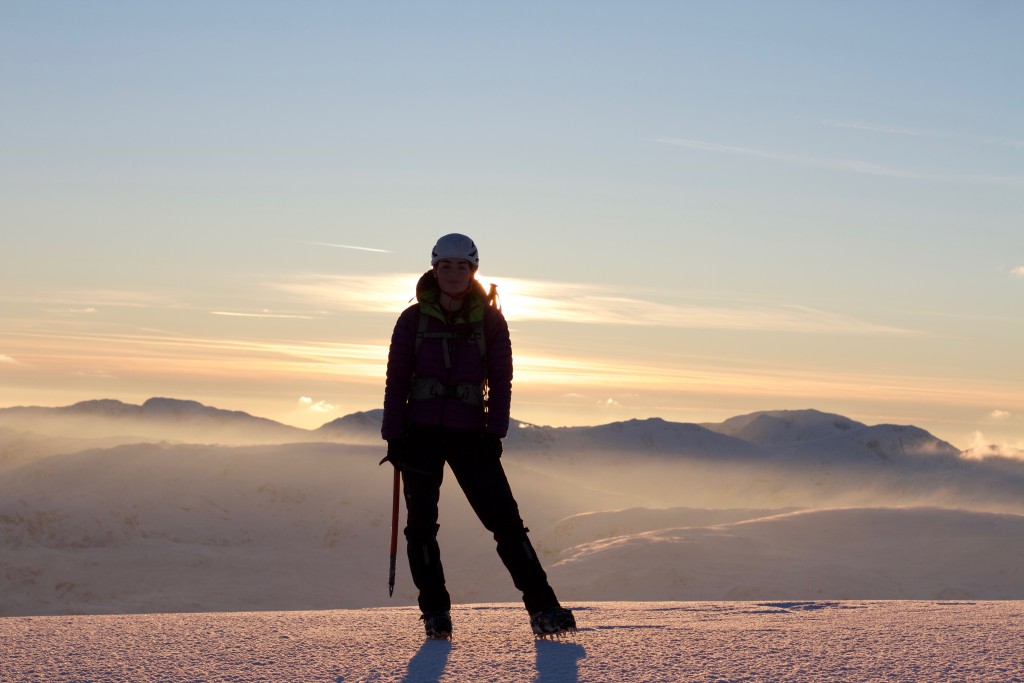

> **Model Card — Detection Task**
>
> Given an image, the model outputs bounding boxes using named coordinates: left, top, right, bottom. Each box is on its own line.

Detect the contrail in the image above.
left=305, top=241, right=392, bottom=253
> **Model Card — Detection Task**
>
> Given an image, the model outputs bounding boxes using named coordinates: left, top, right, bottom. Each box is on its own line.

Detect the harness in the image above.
left=407, top=283, right=498, bottom=410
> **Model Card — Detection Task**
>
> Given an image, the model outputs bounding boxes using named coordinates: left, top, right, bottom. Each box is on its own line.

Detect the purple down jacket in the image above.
left=381, top=272, right=513, bottom=441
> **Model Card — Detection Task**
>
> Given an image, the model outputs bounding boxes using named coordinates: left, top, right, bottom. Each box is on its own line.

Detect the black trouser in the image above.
left=401, top=425, right=559, bottom=615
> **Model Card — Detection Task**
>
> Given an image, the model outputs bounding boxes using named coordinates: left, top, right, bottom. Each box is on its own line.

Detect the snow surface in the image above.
left=2, top=601, right=1022, bottom=682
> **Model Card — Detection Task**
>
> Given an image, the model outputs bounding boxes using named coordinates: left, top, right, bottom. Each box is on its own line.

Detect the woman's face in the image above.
left=434, top=258, right=474, bottom=296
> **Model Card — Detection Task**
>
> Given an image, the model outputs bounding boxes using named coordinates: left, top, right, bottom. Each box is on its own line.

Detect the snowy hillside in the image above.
left=551, top=507, right=1024, bottom=601
left=2, top=398, right=1024, bottom=617
left=2, top=443, right=1024, bottom=616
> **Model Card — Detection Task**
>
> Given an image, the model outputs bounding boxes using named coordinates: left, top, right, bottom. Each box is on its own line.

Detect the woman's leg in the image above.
left=401, top=441, right=450, bottom=616
left=447, top=435, right=560, bottom=614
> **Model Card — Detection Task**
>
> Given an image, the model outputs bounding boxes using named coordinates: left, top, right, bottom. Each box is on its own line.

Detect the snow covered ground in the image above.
left=2, top=601, right=1022, bottom=682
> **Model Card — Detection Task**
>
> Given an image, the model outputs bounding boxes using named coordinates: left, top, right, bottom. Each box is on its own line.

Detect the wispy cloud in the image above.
left=990, top=410, right=1011, bottom=419
left=270, top=274, right=416, bottom=314
left=502, top=279, right=912, bottom=335
left=2, top=290, right=180, bottom=310
left=821, top=119, right=1024, bottom=150
left=271, top=273, right=913, bottom=336
left=304, top=241, right=392, bottom=253
left=0, top=354, right=18, bottom=364
left=2, top=329, right=389, bottom=382
left=73, top=369, right=115, bottom=379
left=57, top=290, right=174, bottom=308
left=822, top=120, right=951, bottom=140
left=1012, top=266, right=1024, bottom=278
left=210, top=311, right=317, bottom=320
left=657, top=137, right=1024, bottom=186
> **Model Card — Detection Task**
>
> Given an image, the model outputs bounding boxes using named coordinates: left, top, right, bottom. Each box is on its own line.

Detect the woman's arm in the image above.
left=381, top=306, right=418, bottom=440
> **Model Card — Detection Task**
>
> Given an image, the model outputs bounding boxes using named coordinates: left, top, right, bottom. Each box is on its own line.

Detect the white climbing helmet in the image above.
left=431, top=233, right=479, bottom=269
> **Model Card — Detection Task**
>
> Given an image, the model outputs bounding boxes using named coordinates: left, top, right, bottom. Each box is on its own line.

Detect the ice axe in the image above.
left=388, top=466, right=400, bottom=597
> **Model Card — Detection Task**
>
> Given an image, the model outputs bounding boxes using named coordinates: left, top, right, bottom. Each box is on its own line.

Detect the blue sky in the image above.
left=2, top=1, right=1022, bottom=450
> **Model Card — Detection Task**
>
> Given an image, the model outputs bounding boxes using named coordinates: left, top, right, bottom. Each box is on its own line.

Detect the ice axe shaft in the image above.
left=388, top=467, right=400, bottom=597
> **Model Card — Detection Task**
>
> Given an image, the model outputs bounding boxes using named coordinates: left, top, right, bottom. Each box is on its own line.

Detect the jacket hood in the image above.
left=415, top=270, right=489, bottom=322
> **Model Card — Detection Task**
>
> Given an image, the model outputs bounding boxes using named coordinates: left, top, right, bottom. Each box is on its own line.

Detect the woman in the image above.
left=381, top=233, right=576, bottom=640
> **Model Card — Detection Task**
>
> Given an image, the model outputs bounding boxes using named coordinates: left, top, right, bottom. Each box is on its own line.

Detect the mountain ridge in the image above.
left=0, top=397, right=962, bottom=462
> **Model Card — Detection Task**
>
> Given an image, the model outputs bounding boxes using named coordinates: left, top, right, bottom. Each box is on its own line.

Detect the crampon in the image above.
left=530, top=607, right=577, bottom=639
left=422, top=611, right=452, bottom=640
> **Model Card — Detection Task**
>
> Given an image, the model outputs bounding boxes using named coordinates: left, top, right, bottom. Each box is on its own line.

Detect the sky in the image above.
left=2, top=1, right=1022, bottom=450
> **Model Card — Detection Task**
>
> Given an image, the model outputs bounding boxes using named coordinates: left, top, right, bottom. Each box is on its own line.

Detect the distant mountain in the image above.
left=506, top=417, right=765, bottom=462
left=705, top=409, right=864, bottom=446
left=503, top=411, right=960, bottom=466
left=703, top=409, right=960, bottom=464
left=315, top=409, right=385, bottom=444
left=0, top=399, right=962, bottom=464
left=778, top=423, right=961, bottom=463
left=0, top=397, right=308, bottom=445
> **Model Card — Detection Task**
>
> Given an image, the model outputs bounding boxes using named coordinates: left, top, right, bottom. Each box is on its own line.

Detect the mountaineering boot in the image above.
left=530, top=607, right=577, bottom=638
left=422, top=611, right=452, bottom=640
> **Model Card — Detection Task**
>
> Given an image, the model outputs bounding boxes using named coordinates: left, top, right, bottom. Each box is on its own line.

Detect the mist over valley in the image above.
left=2, top=398, right=1022, bottom=616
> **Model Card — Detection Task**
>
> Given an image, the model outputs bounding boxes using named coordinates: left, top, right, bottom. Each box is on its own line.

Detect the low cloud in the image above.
left=299, top=396, right=337, bottom=413
left=964, top=431, right=1024, bottom=461
left=990, top=410, right=1011, bottom=419
left=0, top=354, right=18, bottom=364
left=1011, top=266, right=1024, bottom=278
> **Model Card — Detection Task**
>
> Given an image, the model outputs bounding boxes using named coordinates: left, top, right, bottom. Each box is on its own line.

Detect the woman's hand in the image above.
left=379, top=438, right=407, bottom=469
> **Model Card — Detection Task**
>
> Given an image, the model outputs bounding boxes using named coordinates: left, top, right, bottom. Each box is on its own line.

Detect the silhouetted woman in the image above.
left=381, top=233, right=576, bottom=639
